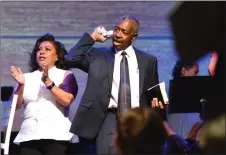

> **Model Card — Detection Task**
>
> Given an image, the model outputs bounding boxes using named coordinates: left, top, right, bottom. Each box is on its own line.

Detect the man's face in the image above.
left=112, top=19, right=137, bottom=51
left=182, top=64, right=199, bottom=76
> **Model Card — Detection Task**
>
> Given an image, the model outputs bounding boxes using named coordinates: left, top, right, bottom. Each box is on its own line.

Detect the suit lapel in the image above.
left=105, top=47, right=115, bottom=93
left=134, top=48, right=145, bottom=96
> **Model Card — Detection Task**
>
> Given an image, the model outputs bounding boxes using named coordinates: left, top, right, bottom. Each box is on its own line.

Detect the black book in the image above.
left=145, top=82, right=169, bottom=105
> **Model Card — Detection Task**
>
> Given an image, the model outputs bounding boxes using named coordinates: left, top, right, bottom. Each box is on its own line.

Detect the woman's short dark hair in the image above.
left=28, top=33, right=69, bottom=72
left=172, top=60, right=196, bottom=78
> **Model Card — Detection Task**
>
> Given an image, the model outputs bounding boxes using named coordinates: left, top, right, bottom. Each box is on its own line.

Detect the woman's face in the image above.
left=36, top=41, right=58, bottom=70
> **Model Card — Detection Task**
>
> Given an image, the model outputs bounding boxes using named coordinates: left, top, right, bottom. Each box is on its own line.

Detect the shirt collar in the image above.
left=49, top=66, right=57, bottom=72
left=115, top=45, right=134, bottom=58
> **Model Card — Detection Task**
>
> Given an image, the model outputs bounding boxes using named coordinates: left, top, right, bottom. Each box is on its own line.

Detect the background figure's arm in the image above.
left=162, top=121, right=191, bottom=154
left=163, top=121, right=176, bottom=136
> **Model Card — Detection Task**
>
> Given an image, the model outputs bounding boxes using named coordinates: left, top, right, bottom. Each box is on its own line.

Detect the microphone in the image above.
left=200, top=97, right=207, bottom=120
left=200, top=98, right=207, bottom=103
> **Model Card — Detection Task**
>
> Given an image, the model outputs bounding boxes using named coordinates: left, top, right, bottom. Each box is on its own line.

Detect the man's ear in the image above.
left=132, top=33, right=138, bottom=42
left=113, top=132, right=121, bottom=154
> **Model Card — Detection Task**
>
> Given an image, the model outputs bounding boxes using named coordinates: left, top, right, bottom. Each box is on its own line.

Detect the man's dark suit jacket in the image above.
left=66, top=33, right=159, bottom=139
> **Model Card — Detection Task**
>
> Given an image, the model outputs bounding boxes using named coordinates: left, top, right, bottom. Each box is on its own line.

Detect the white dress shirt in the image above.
left=14, top=66, right=79, bottom=144
left=108, top=45, right=140, bottom=108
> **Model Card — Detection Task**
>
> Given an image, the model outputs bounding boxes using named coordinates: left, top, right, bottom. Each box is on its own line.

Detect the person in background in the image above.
left=114, top=107, right=192, bottom=155
left=10, top=33, right=78, bottom=155
left=169, top=1, right=225, bottom=123
left=199, top=114, right=225, bottom=154
left=167, top=60, right=202, bottom=140
left=114, top=107, right=167, bottom=155
left=152, top=100, right=203, bottom=155
left=172, top=60, right=199, bottom=78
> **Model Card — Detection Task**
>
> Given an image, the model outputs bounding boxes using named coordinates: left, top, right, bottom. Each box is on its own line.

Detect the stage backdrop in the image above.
left=0, top=1, right=211, bottom=131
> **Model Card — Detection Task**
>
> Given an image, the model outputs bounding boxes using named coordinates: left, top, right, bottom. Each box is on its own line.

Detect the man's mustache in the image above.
left=113, top=38, right=123, bottom=43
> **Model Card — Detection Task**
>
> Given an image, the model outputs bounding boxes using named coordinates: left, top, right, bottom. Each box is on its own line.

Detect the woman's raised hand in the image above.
left=11, top=66, right=25, bottom=85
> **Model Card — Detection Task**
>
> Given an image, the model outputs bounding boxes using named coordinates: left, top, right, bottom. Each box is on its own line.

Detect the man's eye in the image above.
left=114, top=28, right=119, bottom=31
left=123, top=32, right=129, bottom=35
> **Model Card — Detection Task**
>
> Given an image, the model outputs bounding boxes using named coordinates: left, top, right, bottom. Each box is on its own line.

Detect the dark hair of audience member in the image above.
left=115, top=108, right=167, bottom=155
left=28, top=33, right=69, bottom=72
left=172, top=60, right=196, bottom=78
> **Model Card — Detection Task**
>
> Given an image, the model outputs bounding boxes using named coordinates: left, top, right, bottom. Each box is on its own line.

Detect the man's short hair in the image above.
left=120, top=15, right=140, bottom=34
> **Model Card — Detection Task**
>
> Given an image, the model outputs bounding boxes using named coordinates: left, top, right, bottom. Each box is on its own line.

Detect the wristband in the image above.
left=46, top=82, right=55, bottom=90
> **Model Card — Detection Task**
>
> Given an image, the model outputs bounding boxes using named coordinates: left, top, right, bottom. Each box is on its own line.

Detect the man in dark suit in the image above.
left=66, top=15, right=159, bottom=154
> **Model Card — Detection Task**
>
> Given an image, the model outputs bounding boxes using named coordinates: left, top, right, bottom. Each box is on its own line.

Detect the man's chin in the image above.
left=113, top=43, right=122, bottom=50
